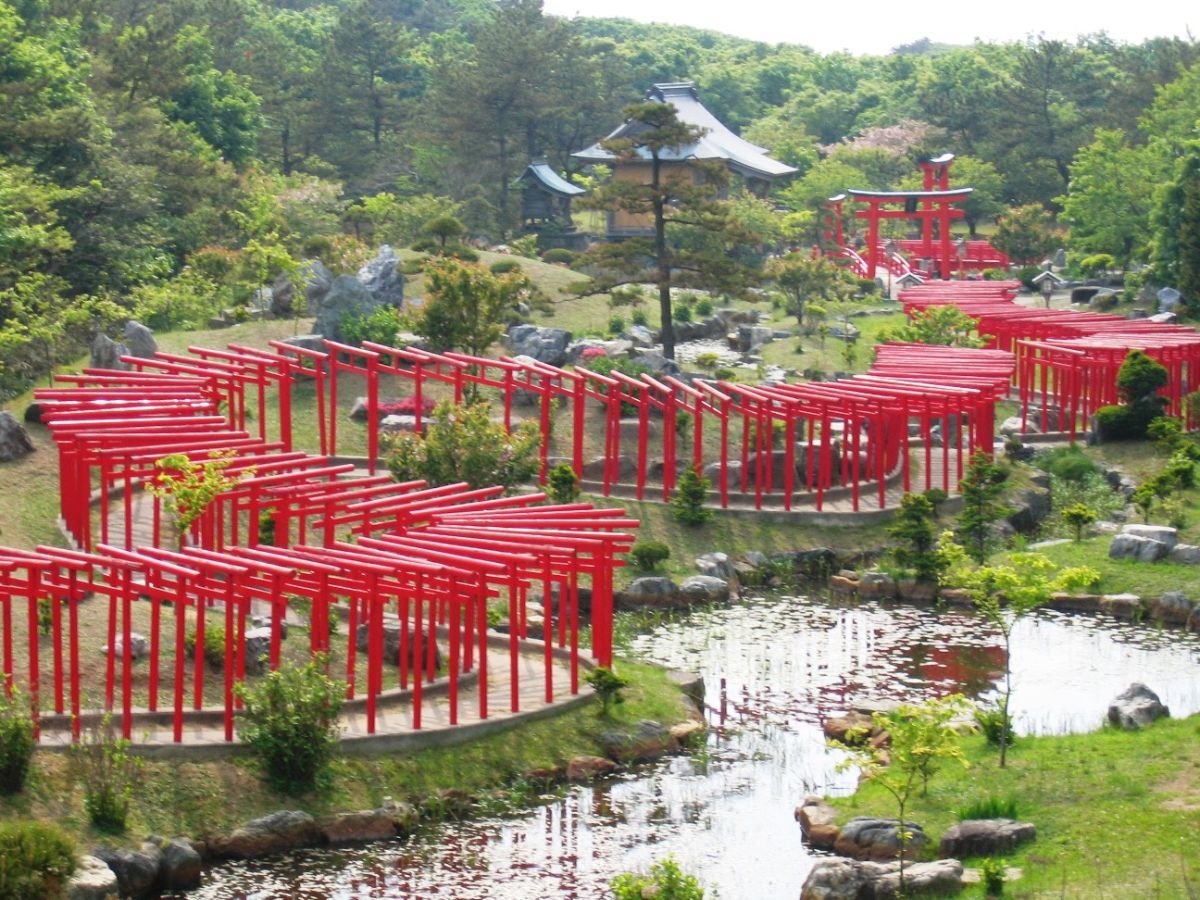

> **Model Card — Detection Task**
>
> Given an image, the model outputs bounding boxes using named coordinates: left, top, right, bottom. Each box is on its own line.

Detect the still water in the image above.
left=193, top=594, right=1200, bottom=899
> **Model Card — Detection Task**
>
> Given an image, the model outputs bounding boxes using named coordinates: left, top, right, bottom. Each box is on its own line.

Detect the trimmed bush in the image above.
left=629, top=540, right=670, bottom=571
left=545, top=462, right=581, bottom=504
left=489, top=258, right=522, bottom=274
left=541, top=248, right=576, bottom=265
left=607, top=315, right=625, bottom=336
left=0, top=821, right=76, bottom=900
left=693, top=297, right=713, bottom=317
left=0, top=691, right=35, bottom=794
left=671, top=468, right=712, bottom=526
left=1038, top=446, right=1096, bottom=483
left=235, top=656, right=344, bottom=794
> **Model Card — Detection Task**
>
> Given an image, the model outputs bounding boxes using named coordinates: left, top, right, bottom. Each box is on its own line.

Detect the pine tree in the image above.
left=957, top=451, right=1010, bottom=564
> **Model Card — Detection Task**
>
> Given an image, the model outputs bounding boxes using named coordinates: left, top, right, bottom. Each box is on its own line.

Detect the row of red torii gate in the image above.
left=1, top=278, right=1197, bottom=747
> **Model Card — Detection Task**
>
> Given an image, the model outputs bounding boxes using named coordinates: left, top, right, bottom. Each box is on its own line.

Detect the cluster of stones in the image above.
left=1108, top=523, right=1200, bottom=564
left=829, top=570, right=937, bottom=603
left=614, top=548, right=845, bottom=610
left=796, top=795, right=1034, bottom=899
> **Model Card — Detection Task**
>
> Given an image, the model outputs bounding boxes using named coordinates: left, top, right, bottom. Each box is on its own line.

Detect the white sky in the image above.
left=541, top=0, right=1197, bottom=56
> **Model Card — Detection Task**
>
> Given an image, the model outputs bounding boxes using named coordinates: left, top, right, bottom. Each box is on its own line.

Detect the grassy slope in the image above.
left=832, top=717, right=1200, bottom=898
left=3, top=661, right=687, bottom=846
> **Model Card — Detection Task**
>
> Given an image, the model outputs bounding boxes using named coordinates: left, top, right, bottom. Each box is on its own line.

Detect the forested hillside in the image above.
left=3, top=0, right=1200, bottom=397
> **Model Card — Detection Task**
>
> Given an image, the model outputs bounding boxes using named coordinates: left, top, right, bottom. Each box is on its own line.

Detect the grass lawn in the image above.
left=1, top=659, right=690, bottom=846
left=1002, top=536, right=1199, bottom=598
left=831, top=716, right=1200, bottom=898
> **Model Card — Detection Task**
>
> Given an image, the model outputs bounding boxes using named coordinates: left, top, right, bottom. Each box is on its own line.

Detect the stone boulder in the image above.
left=695, top=551, right=738, bottom=582
left=355, top=617, right=443, bottom=673
left=897, top=578, right=937, bottom=603
left=822, top=711, right=878, bottom=746
left=1108, top=533, right=1169, bottom=563
left=834, top=817, right=928, bottom=861
left=243, top=627, right=273, bottom=676
left=566, top=755, right=617, bottom=781
left=1099, top=593, right=1145, bottom=620
left=736, top=324, right=775, bottom=352
left=209, top=810, right=324, bottom=859
left=582, top=455, right=636, bottom=481
left=602, top=719, right=673, bottom=762
left=1007, top=487, right=1051, bottom=534
left=801, top=858, right=963, bottom=899
left=122, top=321, right=158, bottom=360
left=614, top=576, right=680, bottom=610
left=938, top=818, right=1036, bottom=857
left=303, top=261, right=335, bottom=313
left=157, top=837, right=202, bottom=891
left=1152, top=591, right=1193, bottom=626
left=677, top=575, right=731, bottom=604
left=314, top=275, right=374, bottom=344
left=101, top=632, right=149, bottom=661
left=795, top=795, right=840, bottom=850
left=629, top=350, right=681, bottom=376
left=0, top=411, right=35, bottom=462
left=667, top=669, right=705, bottom=705
left=627, top=324, right=656, bottom=348
left=356, top=245, right=406, bottom=310
left=1107, top=683, right=1169, bottom=730
left=90, top=333, right=129, bottom=371
left=91, top=843, right=162, bottom=898
left=1168, top=544, right=1200, bottom=564
left=270, top=271, right=296, bottom=317
left=507, top=324, right=572, bottom=366
left=857, top=572, right=897, bottom=600
left=1121, top=524, right=1178, bottom=550
left=320, top=809, right=398, bottom=844
left=66, top=854, right=120, bottom=900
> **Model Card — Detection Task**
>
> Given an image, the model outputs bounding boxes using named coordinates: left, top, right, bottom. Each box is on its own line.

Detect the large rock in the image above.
left=66, top=854, right=120, bottom=900
left=801, top=858, right=963, bottom=899
left=938, top=818, right=1036, bottom=857
left=736, top=324, right=775, bottom=352
left=90, top=333, right=129, bottom=371
left=356, top=245, right=406, bottom=310
left=303, top=260, right=334, bottom=313
left=822, top=711, right=877, bottom=745
left=1108, top=533, right=1169, bottom=562
left=122, top=321, right=158, bottom=360
left=507, top=324, right=572, bottom=366
left=566, top=755, right=617, bottom=781
left=1007, top=487, right=1051, bottom=534
left=270, top=272, right=296, bottom=318
left=1152, top=591, right=1194, bottom=626
left=91, top=844, right=162, bottom=898
left=1121, top=524, right=1178, bottom=550
left=243, top=627, right=273, bottom=676
left=614, top=576, right=680, bottom=610
left=627, top=324, right=656, bottom=348
left=1107, top=683, right=1170, bottom=730
left=314, top=275, right=375, bottom=344
left=157, top=837, right=202, bottom=891
left=101, top=631, right=149, bottom=661
left=629, top=350, right=680, bottom=376
left=582, top=455, right=636, bottom=481
left=602, top=719, right=673, bottom=762
left=321, top=809, right=398, bottom=844
left=695, top=552, right=738, bottom=581
left=857, top=572, right=897, bottom=600
left=0, top=411, right=35, bottom=462
left=209, top=810, right=324, bottom=859
left=795, top=795, right=840, bottom=850
left=1168, top=544, right=1200, bottom=564
left=677, top=575, right=731, bottom=604
left=355, top=616, right=443, bottom=673
left=834, top=817, right=928, bottom=861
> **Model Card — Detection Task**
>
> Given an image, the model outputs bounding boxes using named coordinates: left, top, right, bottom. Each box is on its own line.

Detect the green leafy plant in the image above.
left=235, top=655, right=345, bottom=795
left=147, top=449, right=250, bottom=548
left=611, top=858, right=704, bottom=900
left=584, top=666, right=628, bottom=716
left=957, top=794, right=1019, bottom=821
left=693, top=297, right=714, bottom=317
left=888, top=493, right=943, bottom=582
left=835, top=695, right=973, bottom=893
left=0, top=821, right=76, bottom=900
left=957, top=451, right=1011, bottom=563
left=980, top=856, right=1007, bottom=896
left=545, top=462, right=581, bottom=504
left=1060, top=503, right=1097, bottom=542
left=184, top=621, right=229, bottom=670
left=671, top=467, right=713, bottom=526
left=607, top=314, right=626, bottom=335
left=70, top=715, right=142, bottom=833
left=0, top=689, right=35, bottom=794
left=629, top=540, right=670, bottom=571
left=973, top=702, right=1017, bottom=749
left=339, top=306, right=405, bottom=347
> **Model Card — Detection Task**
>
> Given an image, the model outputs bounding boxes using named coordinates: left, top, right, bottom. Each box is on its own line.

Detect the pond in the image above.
left=190, top=593, right=1200, bottom=899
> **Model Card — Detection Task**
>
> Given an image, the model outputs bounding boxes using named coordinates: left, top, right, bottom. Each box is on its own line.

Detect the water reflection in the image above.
left=194, top=595, right=1200, bottom=899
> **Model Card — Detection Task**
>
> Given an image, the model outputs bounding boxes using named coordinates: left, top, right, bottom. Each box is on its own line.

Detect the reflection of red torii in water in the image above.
left=823, top=154, right=1009, bottom=281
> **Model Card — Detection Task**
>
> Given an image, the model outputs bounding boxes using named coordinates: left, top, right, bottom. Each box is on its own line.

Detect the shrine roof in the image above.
left=521, top=159, right=585, bottom=197
left=573, top=81, right=797, bottom=180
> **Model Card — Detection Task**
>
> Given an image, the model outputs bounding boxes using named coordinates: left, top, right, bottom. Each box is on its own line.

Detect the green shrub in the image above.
left=981, top=268, right=1006, bottom=281
left=1089, top=292, right=1120, bottom=311
left=71, top=716, right=141, bottom=833
left=1037, top=446, right=1095, bottom=483
left=980, top=856, right=1007, bottom=895
left=0, top=690, right=35, bottom=794
left=1092, top=403, right=1160, bottom=441
left=693, top=297, right=714, bottom=317
left=629, top=540, right=670, bottom=571
left=0, top=821, right=76, bottom=899
left=957, top=794, right=1020, bottom=821
left=612, top=859, right=704, bottom=900
left=607, top=315, right=626, bottom=335
left=672, top=303, right=693, bottom=323
left=541, top=248, right=576, bottom=265
left=489, top=258, right=522, bottom=275
left=1060, top=503, right=1097, bottom=541
left=235, top=656, right=344, bottom=794
left=339, top=306, right=404, bottom=348
left=973, top=703, right=1016, bottom=749
left=694, top=351, right=720, bottom=371
left=1015, top=265, right=1041, bottom=291
left=1147, top=416, right=1185, bottom=452
left=584, top=666, right=628, bottom=716
left=184, top=621, right=228, bottom=669
left=671, top=467, right=712, bottom=526
left=545, top=462, right=580, bottom=504
left=630, top=309, right=648, bottom=327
